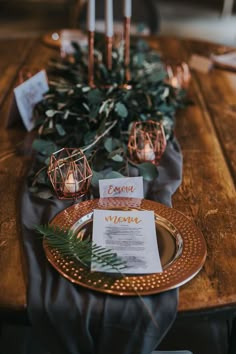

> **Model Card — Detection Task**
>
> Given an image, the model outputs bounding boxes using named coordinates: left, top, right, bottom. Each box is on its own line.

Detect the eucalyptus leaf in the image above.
left=115, top=102, right=128, bottom=118
left=104, top=137, right=113, bottom=153
left=104, top=137, right=121, bottom=153
left=55, top=123, right=66, bottom=136
left=45, top=109, right=56, bottom=118
left=84, top=131, right=96, bottom=145
left=92, top=150, right=107, bottom=171
left=148, top=70, right=166, bottom=83
left=82, top=102, right=90, bottom=112
left=110, top=154, right=123, bottom=162
left=105, top=171, right=124, bottom=179
left=158, top=103, right=175, bottom=114
left=32, top=139, right=58, bottom=156
left=87, top=89, right=103, bottom=105
left=91, top=170, right=105, bottom=188
left=137, top=162, right=158, bottom=181
left=82, top=86, right=91, bottom=93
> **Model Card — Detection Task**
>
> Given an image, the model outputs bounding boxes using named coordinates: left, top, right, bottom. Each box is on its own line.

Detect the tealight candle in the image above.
left=63, top=172, right=80, bottom=194
left=137, top=142, right=155, bottom=162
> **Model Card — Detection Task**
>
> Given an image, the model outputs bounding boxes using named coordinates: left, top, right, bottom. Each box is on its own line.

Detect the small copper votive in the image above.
left=47, top=148, right=93, bottom=200
left=165, top=61, right=191, bottom=89
left=128, top=120, right=167, bottom=165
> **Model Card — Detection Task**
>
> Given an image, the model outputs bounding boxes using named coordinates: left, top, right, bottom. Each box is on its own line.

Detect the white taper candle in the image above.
left=124, top=0, right=132, bottom=18
left=105, top=0, right=113, bottom=37
left=87, top=0, right=95, bottom=32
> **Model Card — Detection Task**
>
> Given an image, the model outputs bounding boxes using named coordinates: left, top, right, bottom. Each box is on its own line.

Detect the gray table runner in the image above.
left=21, top=138, right=182, bottom=354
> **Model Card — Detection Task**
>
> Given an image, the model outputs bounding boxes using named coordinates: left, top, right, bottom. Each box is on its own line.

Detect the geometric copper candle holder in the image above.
left=47, top=148, right=93, bottom=200
left=128, top=120, right=167, bottom=165
left=165, top=61, right=191, bottom=89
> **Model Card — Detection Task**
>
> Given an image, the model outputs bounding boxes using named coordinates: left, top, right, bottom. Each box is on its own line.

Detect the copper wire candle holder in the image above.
left=165, top=61, right=191, bottom=89
left=47, top=148, right=93, bottom=200
left=128, top=120, right=167, bottom=165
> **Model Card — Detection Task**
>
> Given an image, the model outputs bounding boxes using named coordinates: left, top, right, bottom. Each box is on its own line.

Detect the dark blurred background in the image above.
left=0, top=0, right=235, bottom=45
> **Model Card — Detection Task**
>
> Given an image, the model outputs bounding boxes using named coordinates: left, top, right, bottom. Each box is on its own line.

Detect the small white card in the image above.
left=13, top=70, right=49, bottom=131
left=189, top=54, right=213, bottom=73
left=92, top=209, right=162, bottom=274
left=211, top=51, right=236, bottom=71
left=99, top=177, right=144, bottom=198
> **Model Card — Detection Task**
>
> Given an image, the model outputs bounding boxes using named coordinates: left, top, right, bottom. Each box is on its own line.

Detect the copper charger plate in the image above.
left=43, top=197, right=207, bottom=296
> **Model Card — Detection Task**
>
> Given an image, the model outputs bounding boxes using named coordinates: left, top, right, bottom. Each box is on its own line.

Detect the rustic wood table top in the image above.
left=0, top=35, right=235, bottom=319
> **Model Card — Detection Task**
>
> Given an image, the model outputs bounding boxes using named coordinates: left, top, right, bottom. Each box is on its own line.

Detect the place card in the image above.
left=7, top=70, right=49, bottom=131
left=99, top=176, right=144, bottom=198
left=189, top=54, right=213, bottom=73
left=211, top=51, right=236, bottom=71
left=92, top=209, right=162, bottom=274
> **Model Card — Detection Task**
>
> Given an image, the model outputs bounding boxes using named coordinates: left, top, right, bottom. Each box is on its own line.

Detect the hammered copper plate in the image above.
left=44, top=198, right=207, bottom=296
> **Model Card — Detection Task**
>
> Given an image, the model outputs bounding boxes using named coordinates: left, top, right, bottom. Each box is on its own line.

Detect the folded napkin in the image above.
left=21, top=138, right=182, bottom=354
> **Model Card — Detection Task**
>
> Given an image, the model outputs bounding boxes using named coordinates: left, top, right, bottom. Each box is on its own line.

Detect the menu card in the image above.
left=99, top=176, right=144, bottom=198
left=92, top=209, right=162, bottom=274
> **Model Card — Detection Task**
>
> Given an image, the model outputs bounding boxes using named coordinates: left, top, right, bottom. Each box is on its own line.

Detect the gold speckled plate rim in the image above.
left=43, top=197, right=207, bottom=296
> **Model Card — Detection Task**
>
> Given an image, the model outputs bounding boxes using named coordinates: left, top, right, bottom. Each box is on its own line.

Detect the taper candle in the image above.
left=87, top=0, right=95, bottom=32
left=123, top=0, right=131, bottom=81
left=124, top=0, right=132, bottom=18
left=105, top=0, right=113, bottom=37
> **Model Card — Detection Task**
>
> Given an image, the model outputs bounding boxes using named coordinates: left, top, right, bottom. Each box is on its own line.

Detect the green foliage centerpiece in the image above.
left=30, top=39, right=186, bottom=196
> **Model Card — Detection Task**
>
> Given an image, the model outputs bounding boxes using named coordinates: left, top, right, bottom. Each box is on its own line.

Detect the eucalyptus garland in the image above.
left=29, top=39, right=186, bottom=195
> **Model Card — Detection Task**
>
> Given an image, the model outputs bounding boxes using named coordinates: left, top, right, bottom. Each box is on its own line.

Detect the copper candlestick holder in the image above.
left=128, top=120, right=167, bottom=165
left=124, top=16, right=131, bottom=82
left=47, top=148, right=93, bottom=200
left=88, top=30, right=95, bottom=87
left=106, top=36, right=113, bottom=71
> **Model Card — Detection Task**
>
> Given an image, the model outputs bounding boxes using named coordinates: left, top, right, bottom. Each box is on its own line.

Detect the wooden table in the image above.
left=0, top=35, right=235, bottom=350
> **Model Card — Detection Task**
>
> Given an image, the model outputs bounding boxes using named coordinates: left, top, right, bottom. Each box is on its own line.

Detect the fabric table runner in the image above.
left=21, top=138, right=182, bottom=354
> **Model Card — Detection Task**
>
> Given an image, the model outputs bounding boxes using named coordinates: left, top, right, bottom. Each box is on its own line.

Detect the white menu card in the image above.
left=99, top=176, right=144, bottom=198
left=92, top=209, right=162, bottom=274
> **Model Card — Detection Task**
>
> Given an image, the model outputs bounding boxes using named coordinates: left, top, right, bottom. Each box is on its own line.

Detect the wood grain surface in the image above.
left=0, top=36, right=235, bottom=317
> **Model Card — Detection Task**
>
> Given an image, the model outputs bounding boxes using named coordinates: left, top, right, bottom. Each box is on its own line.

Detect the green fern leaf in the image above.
left=36, top=224, right=126, bottom=271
